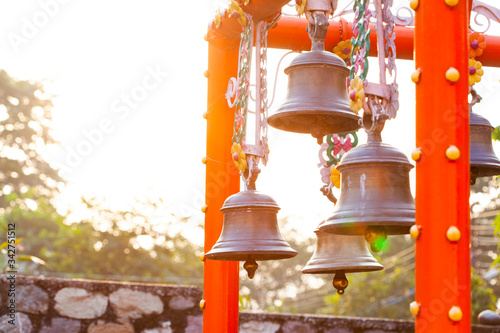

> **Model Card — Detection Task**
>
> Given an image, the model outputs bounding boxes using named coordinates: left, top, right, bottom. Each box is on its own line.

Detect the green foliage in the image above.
left=471, top=270, right=497, bottom=323
left=492, top=126, right=500, bottom=142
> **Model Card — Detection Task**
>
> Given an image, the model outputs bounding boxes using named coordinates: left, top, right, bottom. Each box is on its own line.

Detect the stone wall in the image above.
left=1, top=276, right=499, bottom=333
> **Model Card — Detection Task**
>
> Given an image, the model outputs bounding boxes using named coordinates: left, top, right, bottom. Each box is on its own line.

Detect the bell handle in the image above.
left=243, top=154, right=261, bottom=190
left=308, top=12, right=329, bottom=52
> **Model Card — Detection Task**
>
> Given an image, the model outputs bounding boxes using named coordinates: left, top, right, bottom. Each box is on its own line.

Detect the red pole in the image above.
left=414, top=0, right=470, bottom=332
left=203, top=36, right=240, bottom=333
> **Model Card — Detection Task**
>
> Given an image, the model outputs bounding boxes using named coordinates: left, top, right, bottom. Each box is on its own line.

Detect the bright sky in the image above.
left=1, top=0, right=500, bottom=242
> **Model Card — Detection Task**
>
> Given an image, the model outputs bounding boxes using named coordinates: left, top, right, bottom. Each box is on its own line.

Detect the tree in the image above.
left=0, top=70, right=62, bottom=208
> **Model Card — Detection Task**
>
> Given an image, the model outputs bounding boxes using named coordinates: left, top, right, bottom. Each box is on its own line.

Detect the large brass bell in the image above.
left=267, top=13, right=360, bottom=142
left=319, top=131, right=415, bottom=251
left=302, top=226, right=383, bottom=295
left=470, top=108, right=500, bottom=185
left=205, top=188, right=297, bottom=279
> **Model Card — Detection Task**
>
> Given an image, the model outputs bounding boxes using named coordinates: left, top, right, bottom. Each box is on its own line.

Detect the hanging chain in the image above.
left=349, top=0, right=371, bottom=82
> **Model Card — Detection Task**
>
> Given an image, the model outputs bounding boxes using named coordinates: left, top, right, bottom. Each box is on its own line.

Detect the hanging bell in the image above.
left=319, top=131, right=415, bottom=251
left=267, top=12, right=360, bottom=143
left=470, top=108, right=500, bottom=185
left=302, top=227, right=383, bottom=295
left=205, top=189, right=297, bottom=279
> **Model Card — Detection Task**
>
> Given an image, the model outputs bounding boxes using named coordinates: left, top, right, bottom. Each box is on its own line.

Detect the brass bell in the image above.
left=302, top=227, right=383, bottom=295
left=205, top=189, right=297, bottom=279
left=319, top=131, right=415, bottom=251
left=267, top=12, right=360, bottom=142
left=470, top=108, right=500, bottom=185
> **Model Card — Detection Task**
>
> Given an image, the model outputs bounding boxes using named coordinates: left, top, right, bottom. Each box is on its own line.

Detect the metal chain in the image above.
left=349, top=0, right=371, bottom=81
left=381, top=0, right=399, bottom=118
left=232, top=21, right=253, bottom=145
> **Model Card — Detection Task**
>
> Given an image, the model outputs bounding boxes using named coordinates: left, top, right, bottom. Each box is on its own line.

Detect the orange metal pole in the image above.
left=204, top=36, right=240, bottom=333
left=414, top=0, right=470, bottom=332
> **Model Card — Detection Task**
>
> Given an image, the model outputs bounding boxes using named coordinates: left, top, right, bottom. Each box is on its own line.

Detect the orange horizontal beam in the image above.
left=208, top=14, right=500, bottom=67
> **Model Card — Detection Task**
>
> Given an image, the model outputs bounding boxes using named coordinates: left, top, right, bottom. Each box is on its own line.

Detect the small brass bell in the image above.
left=205, top=188, right=297, bottom=279
left=470, top=108, right=500, bottom=185
left=319, top=131, right=415, bottom=251
left=302, top=227, right=383, bottom=295
left=267, top=12, right=360, bottom=142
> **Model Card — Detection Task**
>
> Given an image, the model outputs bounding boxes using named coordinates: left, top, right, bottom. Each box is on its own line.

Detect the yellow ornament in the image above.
left=446, top=145, right=460, bottom=161
left=231, top=142, right=247, bottom=172
left=446, top=226, right=461, bottom=242
left=410, top=301, right=421, bottom=316
left=448, top=306, right=463, bottom=322
left=296, top=0, right=307, bottom=17
left=411, top=69, right=421, bottom=83
left=445, top=0, right=459, bottom=7
left=330, top=166, right=341, bottom=189
left=410, top=225, right=421, bottom=240
left=445, top=67, right=460, bottom=83
left=410, top=0, right=419, bottom=10
left=348, top=76, right=365, bottom=114
left=468, top=58, right=484, bottom=86
left=411, top=147, right=422, bottom=161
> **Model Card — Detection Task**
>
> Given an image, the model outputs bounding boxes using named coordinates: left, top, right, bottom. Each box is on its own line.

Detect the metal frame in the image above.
left=204, top=0, right=495, bottom=331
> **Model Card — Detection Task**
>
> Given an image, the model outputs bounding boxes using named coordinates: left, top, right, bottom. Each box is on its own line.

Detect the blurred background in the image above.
left=0, top=0, right=500, bottom=322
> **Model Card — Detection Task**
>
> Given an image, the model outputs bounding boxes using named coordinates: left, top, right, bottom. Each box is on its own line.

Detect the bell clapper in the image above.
left=364, top=226, right=387, bottom=252
left=243, top=256, right=259, bottom=279
left=332, top=271, right=349, bottom=295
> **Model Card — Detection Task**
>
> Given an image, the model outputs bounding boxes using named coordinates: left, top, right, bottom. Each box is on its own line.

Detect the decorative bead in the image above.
left=471, top=40, right=479, bottom=49
left=449, top=306, right=463, bottom=322
left=445, top=67, right=460, bottom=83
left=201, top=204, right=208, bottom=213
left=204, top=70, right=209, bottom=78
left=447, top=226, right=461, bottom=242
left=445, top=0, right=459, bottom=7
left=410, top=225, right=422, bottom=240
left=446, top=145, right=460, bottom=160
left=203, top=111, right=209, bottom=119
left=411, top=69, right=422, bottom=83
left=200, top=253, right=205, bottom=261
left=411, top=147, right=422, bottom=161
left=410, top=0, right=419, bottom=10
left=469, top=66, right=477, bottom=75
left=233, top=152, right=239, bottom=161
left=199, top=299, right=206, bottom=309
left=349, top=89, right=356, bottom=101
left=202, top=156, right=208, bottom=164
left=410, top=301, right=421, bottom=316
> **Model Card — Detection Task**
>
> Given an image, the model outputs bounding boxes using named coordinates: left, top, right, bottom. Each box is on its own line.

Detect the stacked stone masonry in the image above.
left=0, top=276, right=498, bottom=333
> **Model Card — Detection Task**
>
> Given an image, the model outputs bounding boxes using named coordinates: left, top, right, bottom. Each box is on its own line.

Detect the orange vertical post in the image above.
left=204, top=37, right=240, bottom=332
left=414, top=0, right=470, bottom=332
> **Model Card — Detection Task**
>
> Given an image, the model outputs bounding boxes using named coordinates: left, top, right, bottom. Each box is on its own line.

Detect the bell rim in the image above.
left=205, top=249, right=298, bottom=261
left=301, top=262, right=384, bottom=274
left=320, top=220, right=413, bottom=236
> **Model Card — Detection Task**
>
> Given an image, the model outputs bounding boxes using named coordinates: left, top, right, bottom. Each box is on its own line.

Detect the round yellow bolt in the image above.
left=200, top=253, right=206, bottom=261
left=411, top=69, right=422, bottom=83
left=445, top=67, right=460, bottom=83
left=204, top=34, right=208, bottom=42
left=446, top=145, right=460, bottom=161
left=447, top=226, right=461, bottom=242
left=204, top=70, right=209, bottom=78
left=411, top=147, right=422, bottom=162
left=410, top=0, right=419, bottom=10
left=203, top=111, right=209, bottom=119
left=199, top=299, right=206, bottom=309
left=449, top=306, right=463, bottom=322
left=410, top=301, right=421, bottom=317
left=445, top=0, right=459, bottom=7
left=201, top=204, right=208, bottom=213
left=202, top=156, right=208, bottom=164
left=410, top=225, right=422, bottom=240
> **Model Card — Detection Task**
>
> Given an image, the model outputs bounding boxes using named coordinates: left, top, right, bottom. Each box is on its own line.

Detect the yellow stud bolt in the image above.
left=202, top=156, right=208, bottom=164
left=445, top=67, right=460, bottom=83
left=199, top=299, right=206, bottom=309
left=411, top=147, right=422, bottom=161
left=201, top=204, right=208, bottom=213
left=410, top=0, right=419, bottom=10
left=204, top=70, right=209, bottom=78
left=204, top=34, right=208, bottom=42
left=445, top=0, right=459, bottom=7
left=410, top=225, right=422, bottom=240
left=446, top=145, right=460, bottom=161
left=410, top=301, right=421, bottom=317
left=446, top=226, right=461, bottom=242
left=448, top=306, right=463, bottom=322
left=200, top=253, right=206, bottom=262
left=203, top=111, right=209, bottom=119
left=411, top=69, right=422, bottom=83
